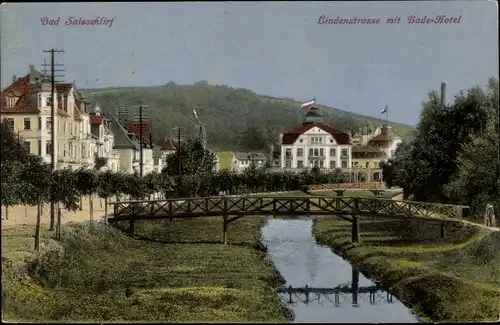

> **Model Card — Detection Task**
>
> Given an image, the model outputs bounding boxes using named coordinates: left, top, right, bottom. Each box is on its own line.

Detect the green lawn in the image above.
left=217, top=151, right=234, bottom=171
left=2, top=218, right=291, bottom=323
left=312, top=217, right=500, bottom=322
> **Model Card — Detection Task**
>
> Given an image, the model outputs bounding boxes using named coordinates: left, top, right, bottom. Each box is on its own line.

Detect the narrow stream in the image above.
left=261, top=218, right=420, bottom=323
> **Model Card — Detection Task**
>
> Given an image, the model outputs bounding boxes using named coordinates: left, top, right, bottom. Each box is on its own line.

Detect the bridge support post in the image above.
left=222, top=215, right=228, bottom=245
left=440, top=222, right=446, bottom=238
left=351, top=215, right=360, bottom=243
left=128, top=220, right=136, bottom=236
left=352, top=266, right=359, bottom=306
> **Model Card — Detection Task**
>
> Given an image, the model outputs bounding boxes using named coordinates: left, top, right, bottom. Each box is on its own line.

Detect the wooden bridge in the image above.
left=107, top=195, right=469, bottom=244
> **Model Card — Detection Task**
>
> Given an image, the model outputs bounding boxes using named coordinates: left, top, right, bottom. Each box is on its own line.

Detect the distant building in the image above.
left=231, top=152, right=267, bottom=173
left=279, top=107, right=352, bottom=171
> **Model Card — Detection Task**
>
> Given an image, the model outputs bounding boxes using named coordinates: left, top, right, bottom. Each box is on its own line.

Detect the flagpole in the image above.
left=386, top=107, right=388, bottom=124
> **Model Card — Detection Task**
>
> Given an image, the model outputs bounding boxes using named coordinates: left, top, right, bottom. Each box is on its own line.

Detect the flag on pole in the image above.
left=301, top=97, right=316, bottom=109
left=193, top=108, right=201, bottom=123
left=381, top=105, right=388, bottom=114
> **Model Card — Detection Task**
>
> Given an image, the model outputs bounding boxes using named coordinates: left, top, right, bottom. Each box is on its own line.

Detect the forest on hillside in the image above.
left=83, top=81, right=413, bottom=151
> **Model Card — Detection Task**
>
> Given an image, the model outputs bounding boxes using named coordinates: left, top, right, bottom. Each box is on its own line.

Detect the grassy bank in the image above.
left=2, top=217, right=291, bottom=323
left=312, top=216, right=500, bottom=322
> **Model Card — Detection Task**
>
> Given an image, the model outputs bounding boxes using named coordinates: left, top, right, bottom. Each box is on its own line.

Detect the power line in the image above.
left=42, top=48, right=65, bottom=232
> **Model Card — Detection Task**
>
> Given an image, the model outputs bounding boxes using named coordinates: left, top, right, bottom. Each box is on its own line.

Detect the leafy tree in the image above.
left=163, top=139, right=217, bottom=176
left=383, top=82, right=493, bottom=202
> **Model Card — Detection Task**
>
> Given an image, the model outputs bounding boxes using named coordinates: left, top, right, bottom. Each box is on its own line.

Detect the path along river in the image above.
left=261, top=218, right=420, bottom=323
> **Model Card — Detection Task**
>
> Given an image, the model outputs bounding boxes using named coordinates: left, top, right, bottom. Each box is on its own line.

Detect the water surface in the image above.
left=261, top=218, right=420, bottom=323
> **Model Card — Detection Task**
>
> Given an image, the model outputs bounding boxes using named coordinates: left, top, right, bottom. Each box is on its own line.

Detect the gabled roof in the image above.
left=125, top=123, right=151, bottom=146
left=107, top=113, right=140, bottom=150
left=351, top=144, right=384, bottom=155
left=281, top=123, right=350, bottom=145
left=89, top=114, right=104, bottom=125
left=161, top=138, right=177, bottom=151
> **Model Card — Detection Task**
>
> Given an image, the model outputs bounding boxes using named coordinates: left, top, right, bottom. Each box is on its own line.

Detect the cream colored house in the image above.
left=1, top=65, right=118, bottom=171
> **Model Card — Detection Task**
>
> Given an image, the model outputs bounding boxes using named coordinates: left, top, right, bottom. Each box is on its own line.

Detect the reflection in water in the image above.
left=277, top=266, right=393, bottom=307
left=261, top=218, right=420, bottom=323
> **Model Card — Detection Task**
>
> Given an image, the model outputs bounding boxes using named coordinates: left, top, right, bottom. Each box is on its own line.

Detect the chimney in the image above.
left=440, top=82, right=446, bottom=106
left=29, top=64, right=34, bottom=74
left=12, top=75, right=16, bottom=83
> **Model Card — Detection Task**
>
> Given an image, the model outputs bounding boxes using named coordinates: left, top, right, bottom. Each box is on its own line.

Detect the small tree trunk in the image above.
left=5, top=206, right=8, bottom=220
left=89, top=195, right=94, bottom=226
left=104, top=197, right=108, bottom=219
left=34, top=200, right=41, bottom=251
left=79, top=196, right=83, bottom=211
left=24, top=201, right=28, bottom=218
left=100, top=198, right=103, bottom=208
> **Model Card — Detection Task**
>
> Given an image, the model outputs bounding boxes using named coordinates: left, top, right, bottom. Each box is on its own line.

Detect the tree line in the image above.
left=1, top=119, right=347, bottom=249
left=83, top=81, right=414, bottom=151
left=382, top=78, right=499, bottom=217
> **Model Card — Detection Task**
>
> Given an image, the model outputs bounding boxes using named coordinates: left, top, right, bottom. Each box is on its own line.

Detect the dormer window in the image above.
left=7, top=95, right=16, bottom=106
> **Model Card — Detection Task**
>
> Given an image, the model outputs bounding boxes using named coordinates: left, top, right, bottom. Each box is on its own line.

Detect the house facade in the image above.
left=231, top=152, right=267, bottom=173
left=0, top=65, right=115, bottom=170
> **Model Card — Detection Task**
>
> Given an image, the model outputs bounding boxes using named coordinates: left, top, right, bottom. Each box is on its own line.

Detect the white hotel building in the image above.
left=280, top=108, right=352, bottom=170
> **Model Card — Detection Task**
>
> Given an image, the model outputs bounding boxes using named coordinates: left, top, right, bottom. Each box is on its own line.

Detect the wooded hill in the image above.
left=83, top=81, right=414, bottom=151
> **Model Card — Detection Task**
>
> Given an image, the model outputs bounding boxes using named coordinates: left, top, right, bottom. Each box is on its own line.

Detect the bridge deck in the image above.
left=108, top=196, right=468, bottom=221
left=277, top=285, right=381, bottom=294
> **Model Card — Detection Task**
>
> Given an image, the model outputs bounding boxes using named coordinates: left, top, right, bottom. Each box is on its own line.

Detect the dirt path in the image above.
left=1, top=196, right=107, bottom=229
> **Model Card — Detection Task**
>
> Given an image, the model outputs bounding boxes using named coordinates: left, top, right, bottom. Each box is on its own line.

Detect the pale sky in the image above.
left=1, top=1, right=498, bottom=125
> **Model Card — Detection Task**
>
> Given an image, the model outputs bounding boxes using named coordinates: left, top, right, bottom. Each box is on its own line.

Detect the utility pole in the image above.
left=177, top=126, right=182, bottom=176
left=139, top=104, right=144, bottom=177
left=42, top=48, right=65, bottom=231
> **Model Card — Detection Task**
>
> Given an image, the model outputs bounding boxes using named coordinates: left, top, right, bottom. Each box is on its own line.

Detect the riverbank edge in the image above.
left=310, top=219, right=500, bottom=323
left=2, top=219, right=295, bottom=323
left=258, top=218, right=296, bottom=322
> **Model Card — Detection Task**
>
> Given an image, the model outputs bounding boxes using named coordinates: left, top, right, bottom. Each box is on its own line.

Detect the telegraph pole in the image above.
left=42, top=48, right=65, bottom=231
left=139, top=104, right=144, bottom=177
left=177, top=127, right=182, bottom=176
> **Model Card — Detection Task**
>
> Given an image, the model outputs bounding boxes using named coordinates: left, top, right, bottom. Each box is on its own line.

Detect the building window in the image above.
left=330, top=148, right=336, bottom=157
left=285, top=160, right=291, bottom=168
left=297, top=160, right=304, bottom=168
left=366, top=162, right=370, bottom=168
left=296, top=148, right=303, bottom=157
left=319, top=160, right=324, bottom=168
left=46, top=118, right=52, bottom=132
left=154, top=158, right=159, bottom=165
left=46, top=141, right=52, bottom=155
left=46, top=96, right=53, bottom=107
left=38, top=140, right=42, bottom=156
left=309, top=148, right=313, bottom=156
left=319, top=148, right=324, bottom=157
left=24, top=118, right=31, bottom=130
left=285, top=148, right=292, bottom=158
left=341, top=149, right=348, bottom=158
left=24, top=141, right=30, bottom=153
left=330, top=161, right=336, bottom=169
left=38, top=117, right=42, bottom=130
left=341, top=160, right=348, bottom=169
left=6, top=118, right=14, bottom=129
left=313, top=148, right=319, bottom=156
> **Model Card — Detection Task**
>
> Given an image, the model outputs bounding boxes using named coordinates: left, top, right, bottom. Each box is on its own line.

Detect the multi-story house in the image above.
left=0, top=65, right=109, bottom=170
left=231, top=152, right=267, bottom=173
left=88, top=103, right=119, bottom=172
left=280, top=108, right=352, bottom=171
left=152, top=138, right=177, bottom=173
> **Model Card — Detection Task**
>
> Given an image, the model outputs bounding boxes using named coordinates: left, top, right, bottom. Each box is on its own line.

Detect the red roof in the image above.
left=161, top=138, right=177, bottom=151
left=126, top=123, right=151, bottom=145
left=89, top=113, right=104, bottom=125
left=55, top=83, right=73, bottom=96
left=1, top=73, right=69, bottom=117
left=281, top=123, right=350, bottom=145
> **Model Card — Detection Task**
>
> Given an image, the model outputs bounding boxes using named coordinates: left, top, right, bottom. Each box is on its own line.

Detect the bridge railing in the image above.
left=108, top=196, right=469, bottom=221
